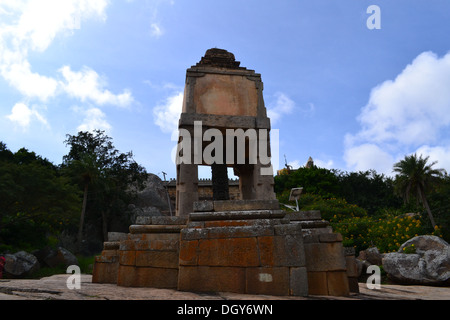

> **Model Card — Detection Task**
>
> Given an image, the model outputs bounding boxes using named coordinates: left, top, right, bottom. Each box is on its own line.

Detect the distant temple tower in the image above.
left=305, top=156, right=314, bottom=168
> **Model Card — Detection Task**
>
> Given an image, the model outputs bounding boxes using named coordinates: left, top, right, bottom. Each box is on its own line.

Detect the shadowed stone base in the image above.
left=178, top=204, right=309, bottom=296
left=93, top=208, right=351, bottom=297
left=93, top=217, right=187, bottom=289
left=286, top=211, right=350, bottom=296
left=92, top=233, right=127, bottom=284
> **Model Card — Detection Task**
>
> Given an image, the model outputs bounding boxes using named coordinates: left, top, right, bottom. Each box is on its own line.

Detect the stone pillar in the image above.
left=234, top=164, right=254, bottom=200
left=211, top=163, right=229, bottom=200
left=344, top=247, right=360, bottom=293
left=176, top=163, right=198, bottom=217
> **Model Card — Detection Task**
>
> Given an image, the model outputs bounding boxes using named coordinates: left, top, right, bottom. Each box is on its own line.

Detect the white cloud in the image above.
left=314, top=158, right=334, bottom=169
left=59, top=65, right=134, bottom=107
left=287, top=159, right=301, bottom=169
left=288, top=157, right=334, bottom=170
left=77, top=107, right=111, bottom=132
left=0, top=1, right=109, bottom=102
left=145, top=0, right=174, bottom=38
left=267, top=92, right=295, bottom=125
left=345, top=51, right=450, bottom=174
left=150, top=23, right=163, bottom=38
left=415, top=145, right=450, bottom=174
left=153, top=91, right=183, bottom=137
left=6, top=102, right=48, bottom=129
left=344, top=143, right=394, bottom=175
left=356, top=51, right=450, bottom=147
left=1, top=59, right=58, bottom=101
left=0, top=0, right=107, bottom=52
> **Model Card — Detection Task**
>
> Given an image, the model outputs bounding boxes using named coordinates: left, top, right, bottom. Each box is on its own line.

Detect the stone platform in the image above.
left=92, top=201, right=354, bottom=297
left=178, top=201, right=308, bottom=296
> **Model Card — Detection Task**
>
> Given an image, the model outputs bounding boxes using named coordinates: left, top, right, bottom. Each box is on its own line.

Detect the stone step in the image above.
left=181, top=222, right=303, bottom=241
left=193, top=199, right=280, bottom=212
left=189, top=209, right=285, bottom=222
left=285, top=210, right=322, bottom=221
left=135, top=216, right=188, bottom=225
left=129, top=225, right=185, bottom=234
left=292, top=220, right=330, bottom=229
left=107, top=232, right=128, bottom=242
left=103, top=241, right=120, bottom=250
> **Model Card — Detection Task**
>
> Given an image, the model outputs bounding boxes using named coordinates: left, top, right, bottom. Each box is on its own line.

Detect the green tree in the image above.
left=427, top=173, right=450, bottom=241
left=336, top=170, right=402, bottom=215
left=0, top=144, right=80, bottom=251
left=275, top=166, right=340, bottom=199
left=62, top=130, right=148, bottom=252
left=62, top=152, right=99, bottom=252
left=393, top=154, right=446, bottom=229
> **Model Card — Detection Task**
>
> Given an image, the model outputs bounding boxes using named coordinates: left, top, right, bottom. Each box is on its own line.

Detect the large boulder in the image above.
left=382, top=235, right=450, bottom=286
left=129, top=173, right=172, bottom=222
left=398, top=235, right=449, bottom=254
left=135, top=174, right=170, bottom=210
left=32, top=246, right=57, bottom=267
left=358, top=247, right=384, bottom=266
left=356, top=246, right=384, bottom=280
left=32, top=246, right=78, bottom=268
left=44, top=247, right=79, bottom=268
left=3, top=251, right=40, bottom=278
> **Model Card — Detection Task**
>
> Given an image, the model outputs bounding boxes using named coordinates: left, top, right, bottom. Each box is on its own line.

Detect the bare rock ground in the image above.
left=1, top=274, right=449, bottom=300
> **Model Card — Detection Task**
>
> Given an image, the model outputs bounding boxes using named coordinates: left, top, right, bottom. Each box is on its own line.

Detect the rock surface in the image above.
left=358, top=247, right=384, bottom=266
left=129, top=173, right=172, bottom=222
left=1, top=274, right=450, bottom=300
left=382, top=235, right=450, bottom=286
left=2, top=247, right=78, bottom=279
left=3, top=251, right=40, bottom=278
left=33, top=247, right=78, bottom=268
left=398, top=235, right=449, bottom=254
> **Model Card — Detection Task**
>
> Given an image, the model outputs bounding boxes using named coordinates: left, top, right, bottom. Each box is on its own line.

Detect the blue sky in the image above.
left=1, top=0, right=450, bottom=180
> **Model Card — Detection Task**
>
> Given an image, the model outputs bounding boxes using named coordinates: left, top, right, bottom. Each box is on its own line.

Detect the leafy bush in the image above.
left=331, top=212, right=442, bottom=254
left=278, top=190, right=443, bottom=255
left=301, top=196, right=367, bottom=221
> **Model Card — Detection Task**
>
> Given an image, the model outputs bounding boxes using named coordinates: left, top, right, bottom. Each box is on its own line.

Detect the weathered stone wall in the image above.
left=92, top=208, right=351, bottom=297
left=192, top=73, right=258, bottom=117
left=286, top=211, right=350, bottom=296
left=92, top=232, right=127, bottom=284
left=177, top=201, right=309, bottom=296
left=114, top=217, right=187, bottom=289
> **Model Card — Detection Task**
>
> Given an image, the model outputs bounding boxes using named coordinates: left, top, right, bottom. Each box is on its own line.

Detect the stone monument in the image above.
left=174, top=49, right=308, bottom=295
left=92, top=48, right=352, bottom=297
left=175, top=48, right=276, bottom=217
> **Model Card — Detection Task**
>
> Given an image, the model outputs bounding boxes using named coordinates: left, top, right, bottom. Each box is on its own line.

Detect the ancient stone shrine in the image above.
left=175, top=48, right=276, bottom=216
left=92, top=48, right=354, bottom=297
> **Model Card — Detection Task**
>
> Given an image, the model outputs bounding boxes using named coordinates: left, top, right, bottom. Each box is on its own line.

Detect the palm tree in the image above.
left=393, top=153, right=446, bottom=228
